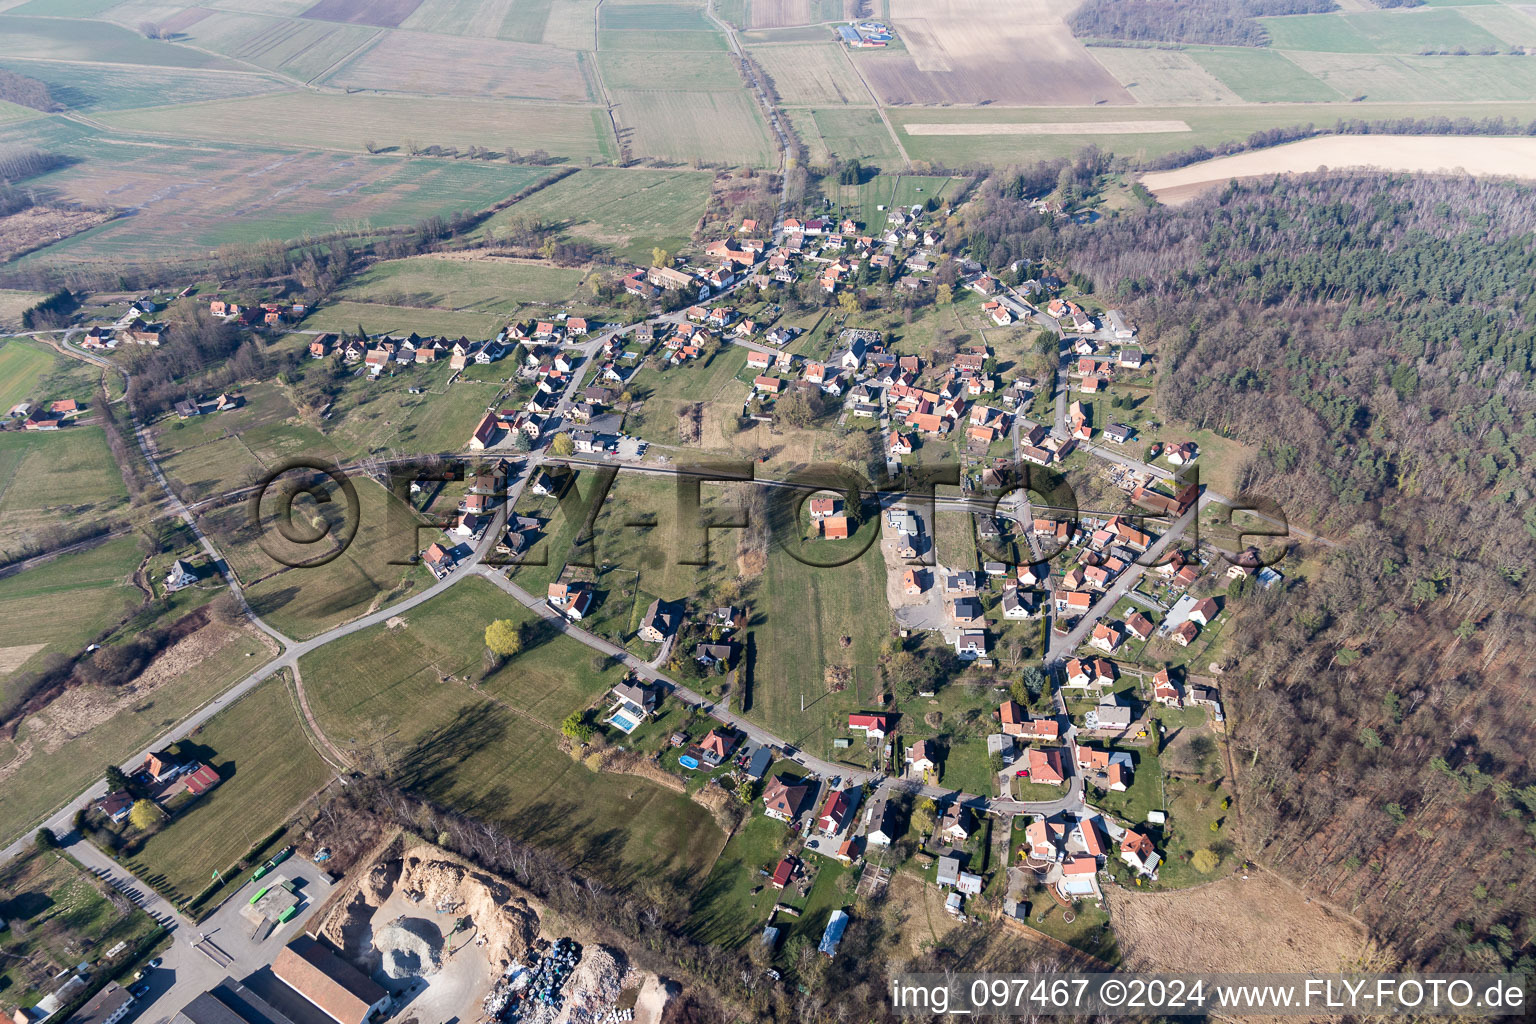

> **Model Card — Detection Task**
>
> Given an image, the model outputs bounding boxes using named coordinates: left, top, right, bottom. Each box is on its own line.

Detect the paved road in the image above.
left=1046, top=494, right=1205, bottom=664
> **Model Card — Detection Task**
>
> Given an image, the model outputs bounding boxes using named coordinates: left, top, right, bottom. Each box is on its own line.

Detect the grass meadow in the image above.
left=0, top=538, right=142, bottom=707
left=0, top=426, right=130, bottom=556
left=299, top=577, right=728, bottom=890
left=336, top=256, right=585, bottom=312
left=480, top=167, right=713, bottom=262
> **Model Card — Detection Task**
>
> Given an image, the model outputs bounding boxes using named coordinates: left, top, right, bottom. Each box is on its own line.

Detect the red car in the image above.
left=1014, top=769, right=1030, bottom=777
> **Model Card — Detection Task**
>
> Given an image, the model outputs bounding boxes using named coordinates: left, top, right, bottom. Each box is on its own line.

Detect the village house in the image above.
left=1065, top=657, right=1116, bottom=690
left=817, top=788, right=859, bottom=836
left=547, top=581, right=593, bottom=620
left=906, top=739, right=937, bottom=779
left=1153, top=667, right=1182, bottom=707
left=763, top=775, right=811, bottom=822
left=1026, top=746, right=1067, bottom=785
left=848, top=712, right=891, bottom=739
left=638, top=598, right=679, bottom=642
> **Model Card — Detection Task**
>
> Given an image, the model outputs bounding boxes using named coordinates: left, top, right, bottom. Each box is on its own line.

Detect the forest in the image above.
left=963, top=169, right=1536, bottom=975
left=1068, top=0, right=1336, bottom=46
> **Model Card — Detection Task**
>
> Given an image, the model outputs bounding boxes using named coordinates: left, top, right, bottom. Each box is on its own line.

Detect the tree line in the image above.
left=1069, top=0, right=1336, bottom=46
left=0, top=69, right=60, bottom=112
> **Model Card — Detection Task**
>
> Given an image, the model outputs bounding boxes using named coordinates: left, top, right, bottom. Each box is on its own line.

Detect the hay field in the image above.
left=1189, top=46, right=1342, bottom=102
left=170, top=10, right=381, bottom=81
left=850, top=0, right=1132, bottom=106
left=1110, top=869, right=1371, bottom=974
left=97, top=91, right=613, bottom=157
left=748, top=42, right=868, bottom=103
left=1141, top=134, right=1536, bottom=204
left=302, top=300, right=506, bottom=337
left=0, top=291, right=44, bottom=327
left=0, top=58, right=287, bottom=112
left=1458, top=3, right=1536, bottom=48
left=1088, top=47, right=1242, bottom=105
left=596, top=49, right=741, bottom=91
left=397, top=0, right=517, bottom=35
left=323, top=31, right=598, bottom=103
left=612, top=89, right=775, bottom=165
left=480, top=167, right=712, bottom=261
left=1282, top=51, right=1536, bottom=102
left=541, top=0, right=597, bottom=48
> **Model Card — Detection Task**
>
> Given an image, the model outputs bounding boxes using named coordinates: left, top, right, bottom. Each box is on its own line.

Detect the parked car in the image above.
left=129, top=984, right=150, bottom=999
left=1014, top=769, right=1030, bottom=777
left=146, top=958, right=162, bottom=969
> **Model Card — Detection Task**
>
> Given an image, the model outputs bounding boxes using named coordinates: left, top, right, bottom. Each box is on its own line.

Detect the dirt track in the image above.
left=1141, top=135, right=1536, bottom=205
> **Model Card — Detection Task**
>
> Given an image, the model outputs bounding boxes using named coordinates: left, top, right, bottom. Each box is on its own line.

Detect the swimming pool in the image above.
left=609, top=711, right=639, bottom=733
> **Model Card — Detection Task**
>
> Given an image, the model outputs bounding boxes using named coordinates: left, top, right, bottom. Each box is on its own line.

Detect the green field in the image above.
left=1458, top=3, right=1536, bottom=48
left=0, top=426, right=130, bottom=555
left=598, top=28, right=727, bottom=49
left=300, top=577, right=728, bottom=890
left=823, top=172, right=954, bottom=233
left=0, top=58, right=286, bottom=112
left=1260, top=8, right=1506, bottom=53
left=220, top=477, right=434, bottom=639
left=0, top=538, right=142, bottom=707
left=596, top=49, right=742, bottom=90
left=600, top=2, right=716, bottom=31
left=623, top=344, right=750, bottom=444
left=0, top=14, right=244, bottom=68
left=687, top=813, right=787, bottom=945
left=301, top=301, right=508, bottom=338
left=337, top=256, right=585, bottom=312
left=0, top=339, right=54, bottom=412
left=0, top=622, right=273, bottom=847
left=746, top=533, right=890, bottom=750
left=1281, top=50, right=1536, bottom=101
left=316, top=368, right=504, bottom=458
left=793, top=107, right=900, bottom=163
left=125, top=675, right=334, bottom=901
left=1188, top=47, right=1342, bottom=102
left=481, top=167, right=713, bottom=262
